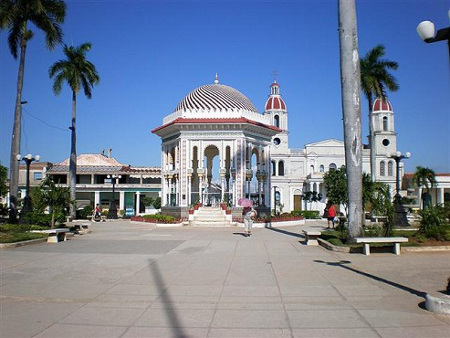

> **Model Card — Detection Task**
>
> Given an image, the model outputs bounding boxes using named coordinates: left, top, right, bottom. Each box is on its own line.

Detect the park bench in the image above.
left=72, top=224, right=91, bottom=235
left=302, top=230, right=321, bottom=246
left=31, top=228, right=70, bottom=243
left=354, top=237, right=408, bottom=256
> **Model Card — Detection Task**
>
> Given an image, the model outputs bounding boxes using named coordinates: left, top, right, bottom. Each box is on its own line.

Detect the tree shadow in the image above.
left=266, top=226, right=305, bottom=239
left=149, top=260, right=185, bottom=336
left=313, top=259, right=426, bottom=299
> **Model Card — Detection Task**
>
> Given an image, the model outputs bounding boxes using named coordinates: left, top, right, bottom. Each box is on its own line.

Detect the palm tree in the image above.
left=338, top=0, right=363, bottom=240
left=413, top=166, right=436, bottom=209
left=360, top=44, right=399, bottom=181
left=0, top=0, right=66, bottom=223
left=49, top=42, right=100, bottom=218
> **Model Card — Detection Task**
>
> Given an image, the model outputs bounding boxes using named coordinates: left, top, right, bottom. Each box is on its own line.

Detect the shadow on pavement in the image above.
left=150, top=260, right=185, bottom=336
left=314, top=259, right=426, bottom=299
left=266, top=226, right=304, bottom=239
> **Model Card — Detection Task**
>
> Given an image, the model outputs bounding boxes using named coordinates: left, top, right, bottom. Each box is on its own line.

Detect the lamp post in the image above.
left=387, top=151, right=411, bottom=226
left=107, top=174, right=121, bottom=219
left=17, top=153, right=40, bottom=223
left=416, top=10, right=450, bottom=59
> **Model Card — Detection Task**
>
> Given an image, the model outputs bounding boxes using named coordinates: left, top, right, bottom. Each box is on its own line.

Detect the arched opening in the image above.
left=272, top=160, right=276, bottom=176
left=274, top=115, right=280, bottom=128
left=383, top=116, right=388, bottom=131
left=388, top=161, right=394, bottom=177
left=329, top=163, right=337, bottom=171
left=278, top=160, right=285, bottom=176
left=380, top=161, right=386, bottom=176
left=319, top=165, right=324, bottom=173
left=203, top=145, right=220, bottom=206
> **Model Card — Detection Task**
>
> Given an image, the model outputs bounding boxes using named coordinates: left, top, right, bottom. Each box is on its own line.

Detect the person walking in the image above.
left=243, top=206, right=257, bottom=237
left=327, top=202, right=337, bottom=229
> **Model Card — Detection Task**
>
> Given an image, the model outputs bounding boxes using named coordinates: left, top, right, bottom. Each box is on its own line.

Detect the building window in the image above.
left=34, top=172, right=42, bottom=180
left=278, top=161, right=285, bottom=176
left=274, top=115, right=280, bottom=128
left=383, top=116, right=388, bottom=131
left=319, top=165, right=324, bottom=172
left=380, top=161, right=385, bottom=176
left=310, top=165, right=314, bottom=174
left=388, top=161, right=394, bottom=176
left=271, top=161, right=276, bottom=176
left=329, top=163, right=337, bottom=171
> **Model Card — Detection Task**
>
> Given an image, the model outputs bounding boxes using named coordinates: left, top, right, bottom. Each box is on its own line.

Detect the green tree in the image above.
left=41, top=178, right=71, bottom=228
left=360, top=44, right=399, bottom=181
left=0, top=163, right=8, bottom=198
left=49, top=42, right=100, bottom=218
left=0, top=0, right=66, bottom=223
left=323, top=166, right=348, bottom=215
left=413, top=166, right=436, bottom=209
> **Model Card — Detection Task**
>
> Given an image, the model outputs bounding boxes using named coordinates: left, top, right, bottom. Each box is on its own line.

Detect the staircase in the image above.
left=189, top=207, right=234, bottom=227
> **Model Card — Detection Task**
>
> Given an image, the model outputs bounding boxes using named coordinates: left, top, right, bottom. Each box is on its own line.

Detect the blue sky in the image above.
left=1, top=0, right=449, bottom=174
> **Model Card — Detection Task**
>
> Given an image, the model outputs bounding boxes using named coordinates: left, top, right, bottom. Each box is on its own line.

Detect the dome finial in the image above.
left=214, top=73, right=219, bottom=84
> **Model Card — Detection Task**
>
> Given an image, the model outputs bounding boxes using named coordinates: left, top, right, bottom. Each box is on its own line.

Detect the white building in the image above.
left=152, top=76, right=406, bottom=217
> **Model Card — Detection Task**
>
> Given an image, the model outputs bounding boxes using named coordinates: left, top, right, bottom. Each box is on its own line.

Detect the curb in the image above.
left=426, top=293, right=450, bottom=315
left=402, top=246, right=450, bottom=252
left=0, top=238, right=47, bottom=249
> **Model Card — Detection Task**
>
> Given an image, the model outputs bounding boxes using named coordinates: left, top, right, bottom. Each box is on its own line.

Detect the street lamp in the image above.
left=387, top=151, right=411, bottom=226
left=416, top=10, right=450, bottom=58
left=16, top=153, right=40, bottom=223
left=107, top=174, right=121, bottom=219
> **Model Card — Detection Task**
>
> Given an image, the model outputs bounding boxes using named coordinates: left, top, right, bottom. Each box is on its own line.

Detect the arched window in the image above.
left=274, top=115, right=280, bottom=128
left=329, top=163, right=337, bottom=171
left=271, top=161, right=276, bottom=176
left=380, top=161, right=386, bottom=176
left=388, top=161, right=394, bottom=176
left=319, top=165, right=324, bottom=172
left=310, top=165, right=314, bottom=174
left=278, top=161, right=285, bottom=176
left=383, top=116, right=388, bottom=131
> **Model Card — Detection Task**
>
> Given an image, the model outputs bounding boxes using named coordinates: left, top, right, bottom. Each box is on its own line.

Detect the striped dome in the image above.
left=174, top=84, right=259, bottom=113
left=372, top=97, right=393, bottom=112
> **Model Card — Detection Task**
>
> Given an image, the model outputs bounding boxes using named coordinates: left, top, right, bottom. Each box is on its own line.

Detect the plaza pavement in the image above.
left=1, top=219, right=449, bottom=338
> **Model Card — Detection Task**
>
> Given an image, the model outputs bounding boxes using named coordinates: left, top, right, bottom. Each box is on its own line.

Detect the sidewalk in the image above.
left=1, top=220, right=449, bottom=337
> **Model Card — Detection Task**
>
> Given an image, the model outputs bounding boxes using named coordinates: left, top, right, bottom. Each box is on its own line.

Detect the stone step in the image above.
left=189, top=221, right=233, bottom=227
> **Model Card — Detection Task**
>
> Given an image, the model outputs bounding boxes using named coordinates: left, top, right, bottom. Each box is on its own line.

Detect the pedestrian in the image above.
left=243, top=206, right=257, bottom=237
left=93, top=203, right=101, bottom=221
left=327, top=201, right=337, bottom=229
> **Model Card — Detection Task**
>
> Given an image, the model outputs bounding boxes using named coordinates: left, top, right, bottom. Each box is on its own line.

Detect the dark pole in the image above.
left=389, top=151, right=410, bottom=227
left=107, top=174, right=120, bottom=219
left=18, top=154, right=39, bottom=223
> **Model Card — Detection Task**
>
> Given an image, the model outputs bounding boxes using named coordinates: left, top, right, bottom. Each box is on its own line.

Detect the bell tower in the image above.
left=372, top=97, right=398, bottom=179
left=264, top=80, right=289, bottom=154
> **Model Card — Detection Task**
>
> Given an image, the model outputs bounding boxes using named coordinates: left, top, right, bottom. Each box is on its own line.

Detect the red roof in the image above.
left=152, top=117, right=281, bottom=134
left=265, top=96, right=286, bottom=111
left=373, top=98, right=393, bottom=112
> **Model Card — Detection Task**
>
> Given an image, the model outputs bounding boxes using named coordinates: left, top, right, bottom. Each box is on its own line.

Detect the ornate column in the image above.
left=197, top=168, right=205, bottom=204
left=220, top=168, right=226, bottom=202
left=231, top=168, right=236, bottom=206
left=119, top=191, right=125, bottom=211
left=94, top=191, right=100, bottom=207
left=246, top=169, right=253, bottom=199
left=187, top=168, right=193, bottom=206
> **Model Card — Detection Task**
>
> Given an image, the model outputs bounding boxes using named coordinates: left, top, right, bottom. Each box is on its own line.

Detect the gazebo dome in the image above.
left=372, top=97, right=393, bottom=112
left=173, top=83, right=259, bottom=113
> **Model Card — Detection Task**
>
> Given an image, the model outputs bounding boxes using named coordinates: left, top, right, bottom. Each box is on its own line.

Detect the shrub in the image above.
left=298, top=210, right=320, bottom=219
left=76, top=206, right=93, bottom=219
left=133, top=214, right=177, bottom=223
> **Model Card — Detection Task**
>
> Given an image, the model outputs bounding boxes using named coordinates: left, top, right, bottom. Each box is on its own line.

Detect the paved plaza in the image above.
left=1, top=220, right=449, bottom=337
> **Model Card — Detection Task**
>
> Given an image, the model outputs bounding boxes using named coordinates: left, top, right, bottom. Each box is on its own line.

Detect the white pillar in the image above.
left=136, top=191, right=141, bottom=215
left=119, top=191, right=125, bottom=211
left=94, top=191, right=100, bottom=206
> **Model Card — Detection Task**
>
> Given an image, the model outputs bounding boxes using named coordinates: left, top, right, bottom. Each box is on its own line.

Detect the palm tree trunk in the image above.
left=338, top=0, right=363, bottom=240
left=8, top=34, right=27, bottom=224
left=368, top=96, right=376, bottom=181
left=69, top=91, right=77, bottom=219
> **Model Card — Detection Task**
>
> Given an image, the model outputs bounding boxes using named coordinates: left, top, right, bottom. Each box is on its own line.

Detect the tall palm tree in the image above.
left=360, top=44, right=399, bottom=182
left=413, top=166, right=436, bottom=209
left=49, top=42, right=100, bottom=218
left=338, top=0, right=363, bottom=240
left=0, top=0, right=66, bottom=223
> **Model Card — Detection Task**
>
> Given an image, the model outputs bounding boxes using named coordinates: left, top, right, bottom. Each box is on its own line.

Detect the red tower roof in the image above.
left=372, top=97, right=393, bottom=112
left=265, top=96, right=286, bottom=111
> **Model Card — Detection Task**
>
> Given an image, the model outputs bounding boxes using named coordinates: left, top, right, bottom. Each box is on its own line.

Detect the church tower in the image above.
left=264, top=80, right=289, bottom=154
left=372, top=97, right=398, bottom=180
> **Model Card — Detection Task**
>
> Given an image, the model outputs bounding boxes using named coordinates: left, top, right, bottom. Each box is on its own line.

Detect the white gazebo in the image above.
left=152, top=76, right=280, bottom=217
